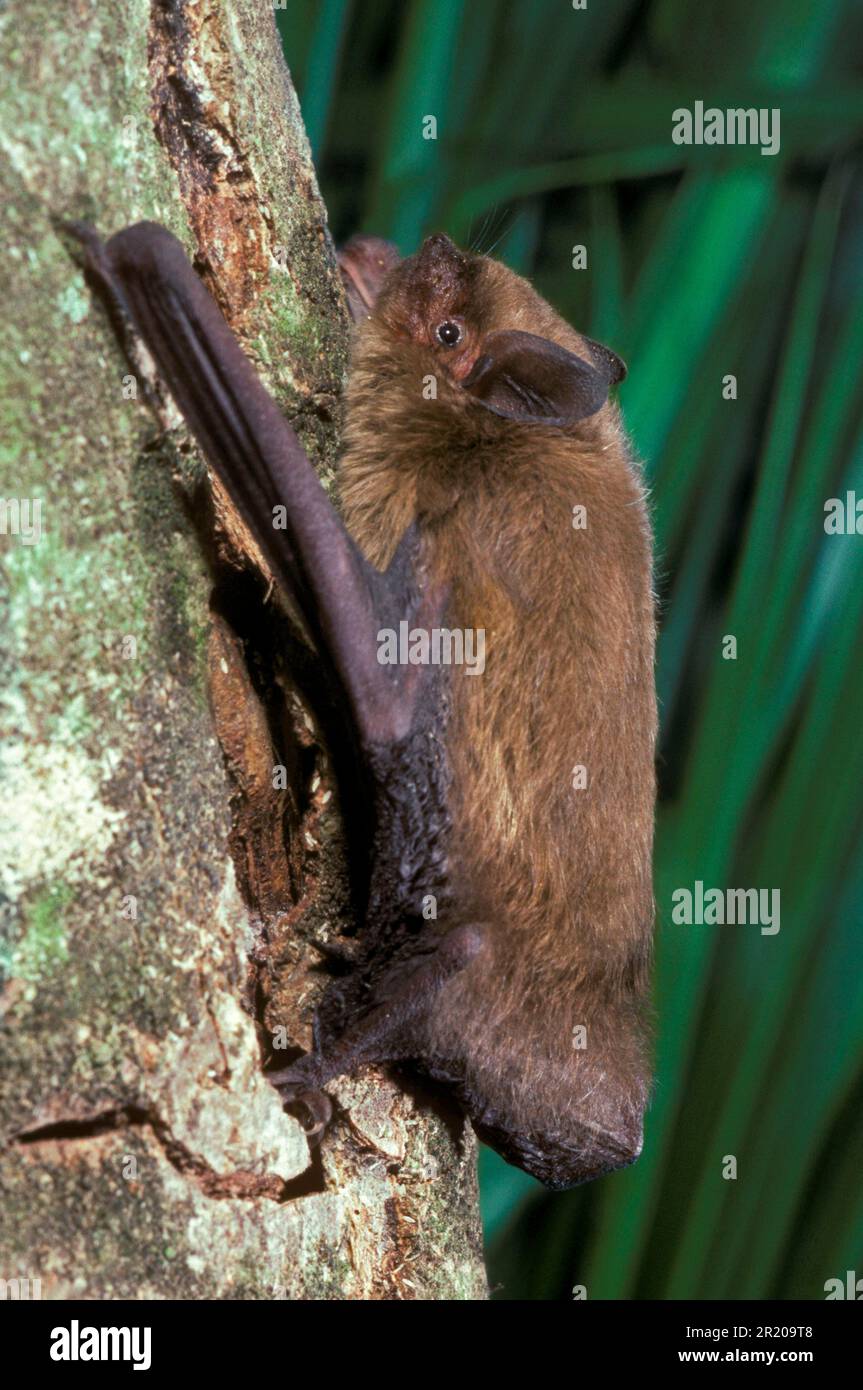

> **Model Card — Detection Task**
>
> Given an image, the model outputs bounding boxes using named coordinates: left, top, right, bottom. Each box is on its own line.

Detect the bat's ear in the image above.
left=338, top=235, right=401, bottom=321
left=583, top=334, right=627, bottom=387
left=462, top=329, right=626, bottom=426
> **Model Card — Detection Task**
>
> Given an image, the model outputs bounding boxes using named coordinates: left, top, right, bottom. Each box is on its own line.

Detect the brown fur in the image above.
left=78, top=216, right=656, bottom=1184
left=335, top=240, right=657, bottom=1172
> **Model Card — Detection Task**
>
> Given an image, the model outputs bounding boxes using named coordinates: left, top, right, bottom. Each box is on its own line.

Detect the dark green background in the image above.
left=277, top=0, right=863, bottom=1300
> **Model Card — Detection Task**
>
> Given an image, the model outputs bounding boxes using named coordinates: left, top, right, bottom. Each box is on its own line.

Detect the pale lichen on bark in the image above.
left=0, top=0, right=486, bottom=1300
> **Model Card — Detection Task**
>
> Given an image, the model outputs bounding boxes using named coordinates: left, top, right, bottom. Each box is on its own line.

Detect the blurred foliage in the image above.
left=277, top=0, right=863, bottom=1299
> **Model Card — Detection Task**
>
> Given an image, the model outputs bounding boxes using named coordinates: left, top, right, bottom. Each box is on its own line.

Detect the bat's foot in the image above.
left=280, top=1085, right=333, bottom=1141
left=268, top=1053, right=334, bottom=1141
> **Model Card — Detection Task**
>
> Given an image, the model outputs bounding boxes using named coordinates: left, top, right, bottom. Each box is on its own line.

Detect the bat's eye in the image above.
left=436, top=320, right=463, bottom=347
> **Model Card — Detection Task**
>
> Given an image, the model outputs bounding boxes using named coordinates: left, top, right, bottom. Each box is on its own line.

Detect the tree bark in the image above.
left=0, top=0, right=486, bottom=1300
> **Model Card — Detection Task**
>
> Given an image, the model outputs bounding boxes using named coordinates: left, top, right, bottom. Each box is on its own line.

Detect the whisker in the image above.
left=482, top=209, right=516, bottom=259
left=469, top=206, right=495, bottom=255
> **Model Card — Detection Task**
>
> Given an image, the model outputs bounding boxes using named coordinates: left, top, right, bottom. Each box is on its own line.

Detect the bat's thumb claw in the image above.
left=55, top=218, right=102, bottom=253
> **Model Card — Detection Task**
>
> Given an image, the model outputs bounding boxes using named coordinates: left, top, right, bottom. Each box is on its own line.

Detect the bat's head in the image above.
left=365, top=233, right=483, bottom=385
left=339, top=232, right=626, bottom=429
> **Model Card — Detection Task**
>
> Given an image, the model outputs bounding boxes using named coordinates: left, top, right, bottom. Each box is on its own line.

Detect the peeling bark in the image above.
left=0, top=0, right=487, bottom=1301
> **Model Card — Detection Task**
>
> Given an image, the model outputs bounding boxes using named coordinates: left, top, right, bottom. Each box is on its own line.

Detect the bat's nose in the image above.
left=423, top=232, right=456, bottom=253
left=417, top=232, right=463, bottom=276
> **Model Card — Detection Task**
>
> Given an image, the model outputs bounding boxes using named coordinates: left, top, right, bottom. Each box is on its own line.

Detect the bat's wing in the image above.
left=68, top=219, right=472, bottom=1141
left=67, top=220, right=435, bottom=753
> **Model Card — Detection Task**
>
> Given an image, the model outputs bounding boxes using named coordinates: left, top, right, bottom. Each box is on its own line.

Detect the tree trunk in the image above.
left=0, top=0, right=486, bottom=1301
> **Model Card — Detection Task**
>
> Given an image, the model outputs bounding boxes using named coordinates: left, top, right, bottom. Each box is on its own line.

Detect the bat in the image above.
left=68, top=219, right=656, bottom=1190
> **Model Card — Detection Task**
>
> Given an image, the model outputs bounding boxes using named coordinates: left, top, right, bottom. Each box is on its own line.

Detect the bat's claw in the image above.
left=57, top=219, right=109, bottom=272
left=57, top=220, right=142, bottom=358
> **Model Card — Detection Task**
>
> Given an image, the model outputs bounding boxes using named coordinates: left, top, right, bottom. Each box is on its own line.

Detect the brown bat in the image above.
left=69, top=221, right=656, bottom=1190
